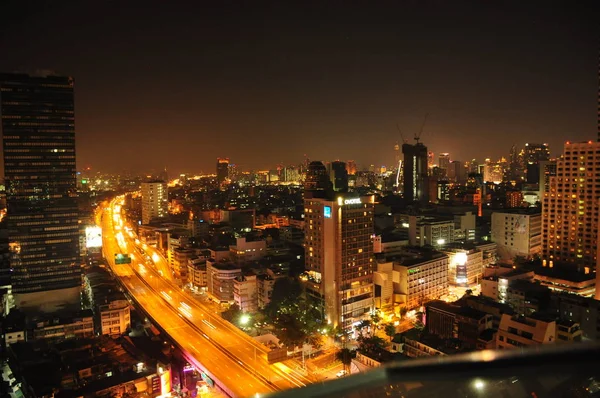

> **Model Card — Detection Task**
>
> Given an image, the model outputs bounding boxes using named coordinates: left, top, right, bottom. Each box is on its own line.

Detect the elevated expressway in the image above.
left=100, top=198, right=310, bottom=397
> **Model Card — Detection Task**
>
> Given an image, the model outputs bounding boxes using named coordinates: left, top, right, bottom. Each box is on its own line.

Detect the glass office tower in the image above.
left=0, top=73, right=81, bottom=311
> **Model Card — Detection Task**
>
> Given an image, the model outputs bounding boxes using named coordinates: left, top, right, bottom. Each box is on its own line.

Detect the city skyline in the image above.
left=0, top=1, right=597, bottom=175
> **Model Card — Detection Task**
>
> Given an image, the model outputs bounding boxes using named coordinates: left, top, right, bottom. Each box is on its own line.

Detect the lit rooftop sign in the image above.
left=343, top=198, right=361, bottom=205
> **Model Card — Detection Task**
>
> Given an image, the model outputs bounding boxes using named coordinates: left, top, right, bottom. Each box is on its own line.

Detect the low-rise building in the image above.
left=425, top=300, right=493, bottom=349
left=442, top=243, right=484, bottom=287
left=6, top=337, right=169, bottom=397
left=257, top=269, right=285, bottom=309
left=496, top=313, right=556, bottom=349
left=550, top=293, right=600, bottom=341
left=233, top=273, right=258, bottom=313
left=474, top=242, right=497, bottom=268
left=504, top=279, right=551, bottom=317
left=173, top=247, right=196, bottom=281
left=206, top=260, right=241, bottom=304
left=166, top=230, right=191, bottom=275
left=556, top=320, right=582, bottom=343
left=229, top=237, right=266, bottom=264
left=459, top=295, right=515, bottom=329
left=481, top=269, right=534, bottom=302
left=408, top=215, right=455, bottom=247
left=533, top=265, right=595, bottom=297
left=188, top=256, right=208, bottom=290
left=373, top=261, right=394, bottom=312
left=99, top=300, right=130, bottom=336
left=30, top=309, right=94, bottom=342
left=375, top=248, right=449, bottom=311
left=83, top=266, right=129, bottom=336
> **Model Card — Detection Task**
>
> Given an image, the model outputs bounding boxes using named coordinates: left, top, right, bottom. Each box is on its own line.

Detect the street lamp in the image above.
left=240, top=314, right=251, bottom=326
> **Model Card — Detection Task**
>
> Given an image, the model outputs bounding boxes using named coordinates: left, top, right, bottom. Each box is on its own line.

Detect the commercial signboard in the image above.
left=85, top=226, right=102, bottom=248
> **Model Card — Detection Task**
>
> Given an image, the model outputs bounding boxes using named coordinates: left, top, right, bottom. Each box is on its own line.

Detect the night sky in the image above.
left=1, top=1, right=597, bottom=175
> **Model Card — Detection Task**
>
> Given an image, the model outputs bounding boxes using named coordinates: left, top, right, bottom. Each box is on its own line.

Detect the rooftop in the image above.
left=532, top=264, right=595, bottom=283
left=426, top=300, right=488, bottom=321
left=378, top=247, right=448, bottom=267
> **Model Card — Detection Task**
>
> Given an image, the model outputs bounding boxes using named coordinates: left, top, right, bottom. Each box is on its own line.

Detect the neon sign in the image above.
left=344, top=198, right=361, bottom=205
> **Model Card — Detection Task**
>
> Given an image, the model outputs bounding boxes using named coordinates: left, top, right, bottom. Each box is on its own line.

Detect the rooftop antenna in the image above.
left=415, top=113, right=429, bottom=144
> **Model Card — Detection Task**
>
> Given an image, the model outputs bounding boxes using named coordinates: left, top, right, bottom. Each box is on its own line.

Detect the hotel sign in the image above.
left=343, top=198, right=361, bottom=205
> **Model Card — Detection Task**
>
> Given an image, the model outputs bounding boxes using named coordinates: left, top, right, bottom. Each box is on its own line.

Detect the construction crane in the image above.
left=414, top=113, right=429, bottom=144
left=396, top=123, right=408, bottom=144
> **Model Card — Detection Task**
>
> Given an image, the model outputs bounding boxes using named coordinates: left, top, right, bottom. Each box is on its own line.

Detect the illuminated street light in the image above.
left=240, top=314, right=251, bottom=325
left=473, top=379, right=485, bottom=391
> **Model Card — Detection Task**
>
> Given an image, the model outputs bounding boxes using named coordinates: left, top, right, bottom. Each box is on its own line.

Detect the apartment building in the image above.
left=206, top=260, right=241, bottom=304
left=491, top=210, right=542, bottom=263
left=233, top=273, right=258, bottom=313
left=99, top=300, right=131, bottom=336
left=543, top=141, right=599, bottom=269
left=496, top=313, right=556, bottom=349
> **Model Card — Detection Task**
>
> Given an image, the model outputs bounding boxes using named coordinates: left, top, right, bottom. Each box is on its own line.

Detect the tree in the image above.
left=307, top=333, right=323, bottom=350
left=336, top=348, right=353, bottom=373
left=414, top=311, right=425, bottom=330
left=221, top=303, right=242, bottom=323
left=356, top=335, right=387, bottom=357
left=355, top=319, right=371, bottom=337
left=384, top=323, right=396, bottom=341
left=399, top=306, right=408, bottom=318
left=262, top=277, right=324, bottom=349
left=370, top=311, right=382, bottom=326
left=274, top=313, right=307, bottom=348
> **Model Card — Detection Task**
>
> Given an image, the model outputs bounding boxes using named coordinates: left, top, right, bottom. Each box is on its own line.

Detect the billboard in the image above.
left=267, top=347, right=288, bottom=364
left=85, top=226, right=103, bottom=248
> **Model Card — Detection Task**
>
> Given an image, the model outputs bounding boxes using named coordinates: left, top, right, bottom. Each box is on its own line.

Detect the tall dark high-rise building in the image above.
left=402, top=142, right=429, bottom=202
left=216, top=157, right=229, bottom=184
left=0, top=73, right=80, bottom=312
left=508, top=144, right=521, bottom=181
left=329, top=161, right=348, bottom=192
left=304, top=161, right=331, bottom=199
left=524, top=143, right=550, bottom=184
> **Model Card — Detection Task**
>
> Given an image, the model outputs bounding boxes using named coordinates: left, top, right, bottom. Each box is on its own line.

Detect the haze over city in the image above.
left=2, top=2, right=600, bottom=398
left=0, top=1, right=597, bottom=175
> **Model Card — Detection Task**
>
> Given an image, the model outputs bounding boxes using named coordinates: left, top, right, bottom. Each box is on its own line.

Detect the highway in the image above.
left=100, top=197, right=310, bottom=397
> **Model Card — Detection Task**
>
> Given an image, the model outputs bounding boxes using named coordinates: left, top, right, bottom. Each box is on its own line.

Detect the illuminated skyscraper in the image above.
left=508, top=144, right=521, bottom=181
left=402, top=142, right=429, bottom=202
left=1, top=73, right=80, bottom=311
left=438, top=153, right=450, bottom=172
left=543, top=141, right=599, bottom=269
left=303, top=194, right=375, bottom=330
left=216, top=157, right=229, bottom=184
left=427, top=151, right=435, bottom=169
left=141, top=180, right=168, bottom=224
